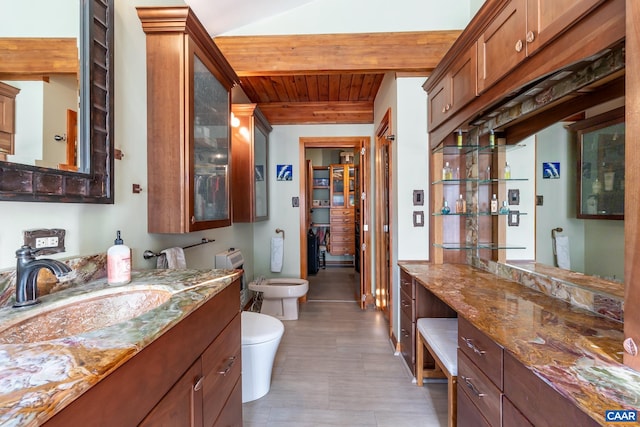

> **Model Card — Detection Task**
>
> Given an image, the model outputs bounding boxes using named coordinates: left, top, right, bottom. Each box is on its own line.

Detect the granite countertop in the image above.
left=399, top=262, right=640, bottom=426
left=0, top=268, right=242, bottom=427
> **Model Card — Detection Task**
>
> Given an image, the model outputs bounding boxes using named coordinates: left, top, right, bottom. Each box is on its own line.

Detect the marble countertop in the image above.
left=0, top=268, right=242, bottom=427
left=399, top=262, right=639, bottom=426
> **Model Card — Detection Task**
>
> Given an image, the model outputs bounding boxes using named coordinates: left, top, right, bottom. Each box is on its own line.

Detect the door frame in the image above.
left=375, top=108, right=394, bottom=329
left=298, top=136, right=372, bottom=308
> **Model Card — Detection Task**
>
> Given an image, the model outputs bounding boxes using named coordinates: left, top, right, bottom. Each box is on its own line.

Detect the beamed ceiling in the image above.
left=214, top=31, right=461, bottom=125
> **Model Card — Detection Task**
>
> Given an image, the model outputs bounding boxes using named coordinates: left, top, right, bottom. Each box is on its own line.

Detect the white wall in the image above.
left=222, top=0, right=476, bottom=35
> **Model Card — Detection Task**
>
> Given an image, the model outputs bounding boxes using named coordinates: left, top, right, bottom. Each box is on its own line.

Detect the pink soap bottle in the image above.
left=107, top=230, right=131, bottom=285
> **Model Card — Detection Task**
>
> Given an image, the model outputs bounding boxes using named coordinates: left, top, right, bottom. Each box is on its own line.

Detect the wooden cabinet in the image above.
left=328, top=164, right=358, bottom=256
left=0, top=82, right=19, bottom=157
left=503, top=350, right=599, bottom=426
left=231, top=104, right=272, bottom=222
left=138, top=7, right=238, bottom=233
left=428, top=44, right=477, bottom=131
left=44, top=280, right=242, bottom=427
left=477, top=0, right=604, bottom=92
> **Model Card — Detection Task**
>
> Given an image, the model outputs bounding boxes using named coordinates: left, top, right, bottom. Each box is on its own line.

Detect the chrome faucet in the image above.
left=14, top=245, right=72, bottom=308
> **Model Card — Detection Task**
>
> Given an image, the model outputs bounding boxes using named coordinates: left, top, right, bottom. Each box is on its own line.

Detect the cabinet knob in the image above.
left=624, top=337, right=638, bottom=356
left=445, top=103, right=451, bottom=112
left=191, top=216, right=196, bottom=224
left=515, top=39, right=523, bottom=53
left=526, top=30, right=535, bottom=43
left=442, top=106, right=446, bottom=113
left=193, top=375, right=205, bottom=392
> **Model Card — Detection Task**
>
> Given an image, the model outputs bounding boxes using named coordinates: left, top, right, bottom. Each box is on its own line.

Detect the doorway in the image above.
left=298, top=137, right=371, bottom=308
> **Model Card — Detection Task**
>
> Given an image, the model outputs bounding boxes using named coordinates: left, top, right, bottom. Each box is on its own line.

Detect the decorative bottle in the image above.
left=441, top=200, right=451, bottom=215
left=504, top=162, right=511, bottom=179
left=499, top=200, right=510, bottom=214
left=442, top=162, right=453, bottom=180
left=489, top=129, right=495, bottom=148
left=107, top=230, right=131, bottom=285
left=455, top=194, right=467, bottom=214
left=490, top=194, right=498, bottom=214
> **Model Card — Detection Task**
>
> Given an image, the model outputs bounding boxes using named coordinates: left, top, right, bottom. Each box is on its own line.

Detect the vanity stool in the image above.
left=416, top=317, right=458, bottom=427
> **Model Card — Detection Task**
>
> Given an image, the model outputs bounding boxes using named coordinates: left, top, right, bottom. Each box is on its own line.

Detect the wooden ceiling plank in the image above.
left=294, top=75, right=310, bottom=102
left=339, top=75, right=353, bottom=101
left=317, top=75, right=330, bottom=102
left=348, top=74, right=365, bottom=102
left=328, top=75, right=341, bottom=101
left=0, top=38, right=78, bottom=75
left=258, top=101, right=374, bottom=124
left=306, top=75, right=320, bottom=102
left=215, top=30, right=461, bottom=76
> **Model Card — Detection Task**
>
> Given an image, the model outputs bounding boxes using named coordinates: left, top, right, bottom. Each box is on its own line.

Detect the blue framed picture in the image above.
left=542, top=162, right=560, bottom=179
left=276, top=164, right=293, bottom=181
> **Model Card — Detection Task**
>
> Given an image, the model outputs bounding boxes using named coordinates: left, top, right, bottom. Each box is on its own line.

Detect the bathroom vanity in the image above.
left=0, top=268, right=243, bottom=426
left=399, top=262, right=639, bottom=426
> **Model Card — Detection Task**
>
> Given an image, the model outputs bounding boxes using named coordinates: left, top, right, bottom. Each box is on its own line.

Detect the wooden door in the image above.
left=375, top=109, right=393, bottom=322
left=358, top=145, right=371, bottom=309
left=60, top=109, right=78, bottom=171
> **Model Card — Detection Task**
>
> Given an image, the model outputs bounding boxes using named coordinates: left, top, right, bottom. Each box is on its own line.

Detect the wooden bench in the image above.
left=416, top=317, right=458, bottom=427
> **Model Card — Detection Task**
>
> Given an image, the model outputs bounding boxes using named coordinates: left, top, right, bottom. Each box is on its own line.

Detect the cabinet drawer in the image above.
left=202, top=313, right=241, bottom=427
left=400, top=290, right=414, bottom=319
left=458, top=351, right=502, bottom=427
left=399, top=309, right=415, bottom=373
left=331, top=233, right=354, bottom=244
left=329, top=244, right=354, bottom=256
left=458, top=317, right=503, bottom=388
left=502, top=395, right=533, bottom=427
left=330, top=223, right=355, bottom=234
left=400, top=270, right=414, bottom=300
left=330, top=208, right=354, bottom=219
left=213, top=377, right=242, bottom=427
left=503, top=351, right=599, bottom=427
left=457, top=383, right=491, bottom=427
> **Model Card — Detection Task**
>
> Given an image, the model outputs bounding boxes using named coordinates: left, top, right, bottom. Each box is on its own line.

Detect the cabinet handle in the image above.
left=445, top=103, right=451, bottom=112
left=401, top=328, right=410, bottom=338
left=526, top=30, right=535, bottom=43
left=442, top=106, right=446, bottom=113
left=191, top=216, right=196, bottom=224
left=515, top=39, right=523, bottom=53
left=462, top=375, right=485, bottom=398
left=193, top=375, right=205, bottom=392
left=401, top=300, right=411, bottom=308
left=218, top=356, right=237, bottom=376
left=461, top=336, right=486, bottom=356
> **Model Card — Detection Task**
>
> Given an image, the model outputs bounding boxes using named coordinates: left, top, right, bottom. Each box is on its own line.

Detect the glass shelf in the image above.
left=477, top=143, right=527, bottom=154
left=432, top=178, right=479, bottom=185
left=434, top=211, right=527, bottom=216
left=433, top=243, right=527, bottom=250
left=432, top=144, right=480, bottom=155
left=478, top=178, right=528, bottom=184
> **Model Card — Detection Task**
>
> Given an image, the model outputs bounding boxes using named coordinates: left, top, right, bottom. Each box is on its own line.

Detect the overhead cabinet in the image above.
left=0, top=82, right=19, bottom=156
left=138, top=7, right=239, bottom=233
left=231, top=104, right=272, bottom=223
left=477, top=0, right=605, bottom=92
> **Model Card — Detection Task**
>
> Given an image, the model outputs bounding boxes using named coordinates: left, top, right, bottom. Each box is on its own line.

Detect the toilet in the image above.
left=248, top=278, right=309, bottom=320
left=241, top=311, right=284, bottom=403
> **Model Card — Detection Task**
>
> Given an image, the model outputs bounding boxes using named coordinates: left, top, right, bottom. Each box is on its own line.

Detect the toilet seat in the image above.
left=242, top=311, right=284, bottom=345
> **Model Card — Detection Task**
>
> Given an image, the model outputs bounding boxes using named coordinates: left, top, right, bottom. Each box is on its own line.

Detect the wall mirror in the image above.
left=0, top=0, right=113, bottom=203
left=573, top=108, right=625, bottom=220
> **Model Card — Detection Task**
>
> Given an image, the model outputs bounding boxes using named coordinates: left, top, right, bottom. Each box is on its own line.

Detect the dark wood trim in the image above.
left=0, top=0, right=114, bottom=203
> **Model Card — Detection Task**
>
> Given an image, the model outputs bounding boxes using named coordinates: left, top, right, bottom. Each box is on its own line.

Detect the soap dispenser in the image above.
left=108, top=230, right=131, bottom=285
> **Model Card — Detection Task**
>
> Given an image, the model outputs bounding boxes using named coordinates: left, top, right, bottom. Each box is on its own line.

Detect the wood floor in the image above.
left=243, top=268, right=448, bottom=426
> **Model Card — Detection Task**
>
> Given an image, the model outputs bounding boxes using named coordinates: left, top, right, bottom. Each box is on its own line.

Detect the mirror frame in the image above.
left=0, top=0, right=114, bottom=203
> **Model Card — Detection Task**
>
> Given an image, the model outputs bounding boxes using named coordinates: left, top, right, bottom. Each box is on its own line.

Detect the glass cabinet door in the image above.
left=192, top=55, right=230, bottom=224
left=254, top=125, right=268, bottom=219
left=348, top=166, right=356, bottom=207
left=331, top=165, right=345, bottom=207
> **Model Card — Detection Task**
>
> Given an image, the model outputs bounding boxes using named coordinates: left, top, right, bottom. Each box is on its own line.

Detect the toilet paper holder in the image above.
left=275, top=228, right=285, bottom=239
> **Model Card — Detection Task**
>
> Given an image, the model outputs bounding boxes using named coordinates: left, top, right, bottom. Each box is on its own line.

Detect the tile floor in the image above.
left=243, top=268, right=448, bottom=426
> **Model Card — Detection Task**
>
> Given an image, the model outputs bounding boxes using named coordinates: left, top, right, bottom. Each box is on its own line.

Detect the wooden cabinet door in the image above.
left=477, top=0, right=527, bottom=93
left=526, top=0, right=604, bottom=55
left=139, top=359, right=204, bottom=427
left=449, top=43, right=477, bottom=115
left=428, top=77, right=451, bottom=130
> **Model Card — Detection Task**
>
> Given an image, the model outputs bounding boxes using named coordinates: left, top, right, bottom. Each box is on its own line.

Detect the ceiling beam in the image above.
left=214, top=31, right=461, bottom=76
left=0, top=38, right=78, bottom=76
left=258, top=101, right=374, bottom=124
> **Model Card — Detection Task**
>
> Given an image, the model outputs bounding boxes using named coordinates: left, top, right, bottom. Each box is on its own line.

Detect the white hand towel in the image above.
left=271, top=237, right=284, bottom=273
left=554, top=235, right=571, bottom=270
left=157, top=247, right=187, bottom=269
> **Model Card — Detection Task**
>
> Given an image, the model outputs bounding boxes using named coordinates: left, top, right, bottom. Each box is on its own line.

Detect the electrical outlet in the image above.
left=23, top=229, right=66, bottom=255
